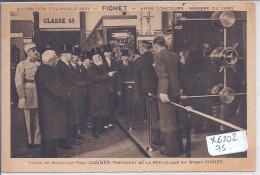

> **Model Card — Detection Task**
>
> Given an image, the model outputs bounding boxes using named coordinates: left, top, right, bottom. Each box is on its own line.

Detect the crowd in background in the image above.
left=11, top=36, right=221, bottom=158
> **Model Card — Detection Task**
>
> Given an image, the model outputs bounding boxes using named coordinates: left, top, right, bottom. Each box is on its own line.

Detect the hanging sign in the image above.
left=39, top=12, right=80, bottom=29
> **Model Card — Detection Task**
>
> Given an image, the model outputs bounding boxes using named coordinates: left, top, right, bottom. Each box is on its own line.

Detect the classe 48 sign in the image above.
left=39, top=12, right=80, bottom=28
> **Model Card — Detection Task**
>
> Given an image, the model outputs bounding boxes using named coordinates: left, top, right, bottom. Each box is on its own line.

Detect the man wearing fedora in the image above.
left=88, top=48, right=117, bottom=138
left=15, top=42, right=41, bottom=149
left=55, top=44, right=81, bottom=148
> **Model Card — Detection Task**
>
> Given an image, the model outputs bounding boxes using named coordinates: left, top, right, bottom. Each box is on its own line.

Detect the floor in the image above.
left=11, top=104, right=246, bottom=158
left=11, top=106, right=145, bottom=158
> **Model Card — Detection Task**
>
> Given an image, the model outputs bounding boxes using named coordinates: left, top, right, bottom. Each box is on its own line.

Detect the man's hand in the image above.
left=160, top=93, right=170, bottom=103
left=117, top=91, right=122, bottom=96
left=18, top=98, right=26, bottom=108
left=108, top=71, right=117, bottom=77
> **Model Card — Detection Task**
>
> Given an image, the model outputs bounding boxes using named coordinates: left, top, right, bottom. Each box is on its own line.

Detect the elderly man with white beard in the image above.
left=87, top=48, right=116, bottom=138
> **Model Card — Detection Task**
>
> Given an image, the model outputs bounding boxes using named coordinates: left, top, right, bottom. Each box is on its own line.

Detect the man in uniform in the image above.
left=15, top=42, right=41, bottom=149
left=152, top=36, right=183, bottom=157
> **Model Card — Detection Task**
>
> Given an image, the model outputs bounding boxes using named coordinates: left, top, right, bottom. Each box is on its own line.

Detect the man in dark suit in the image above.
left=134, top=41, right=161, bottom=146
left=153, top=36, right=183, bottom=157
left=68, top=46, right=84, bottom=140
left=117, top=50, right=135, bottom=118
left=77, top=51, right=92, bottom=133
left=88, top=48, right=117, bottom=138
left=55, top=44, right=81, bottom=148
left=102, top=44, right=120, bottom=130
left=35, top=50, right=70, bottom=157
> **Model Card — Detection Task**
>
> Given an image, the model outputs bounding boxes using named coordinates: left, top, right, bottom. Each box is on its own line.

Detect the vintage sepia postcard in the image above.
left=1, top=1, right=255, bottom=172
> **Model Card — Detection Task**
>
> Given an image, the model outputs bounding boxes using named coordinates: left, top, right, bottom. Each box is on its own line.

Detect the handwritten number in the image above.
left=215, top=145, right=221, bottom=153
left=222, top=144, right=226, bottom=152
left=232, top=133, right=237, bottom=141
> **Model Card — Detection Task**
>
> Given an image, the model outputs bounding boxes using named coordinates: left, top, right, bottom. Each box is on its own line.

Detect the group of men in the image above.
left=14, top=36, right=184, bottom=158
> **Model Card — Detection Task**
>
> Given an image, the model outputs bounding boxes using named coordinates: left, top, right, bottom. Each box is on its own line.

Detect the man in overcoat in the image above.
left=77, top=51, right=92, bottom=133
left=102, top=44, right=120, bottom=130
left=134, top=41, right=161, bottom=146
left=87, top=48, right=116, bottom=138
left=117, top=50, right=135, bottom=118
left=15, top=42, right=41, bottom=149
left=152, top=36, right=183, bottom=157
left=55, top=44, right=81, bottom=147
left=68, top=46, right=84, bottom=140
left=35, top=50, right=70, bottom=157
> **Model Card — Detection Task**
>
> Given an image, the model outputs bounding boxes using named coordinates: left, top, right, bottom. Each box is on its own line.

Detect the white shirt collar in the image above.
left=60, top=58, right=70, bottom=66
left=83, top=64, right=88, bottom=69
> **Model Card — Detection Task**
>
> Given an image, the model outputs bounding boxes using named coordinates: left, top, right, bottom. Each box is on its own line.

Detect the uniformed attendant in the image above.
left=88, top=48, right=117, bottom=138
left=153, top=36, right=183, bottom=157
left=15, top=42, right=41, bottom=149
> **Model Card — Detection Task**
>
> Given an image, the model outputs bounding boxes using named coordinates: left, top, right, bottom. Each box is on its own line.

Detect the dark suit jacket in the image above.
left=77, top=65, right=91, bottom=116
left=87, top=63, right=110, bottom=118
left=55, top=59, right=80, bottom=124
left=117, top=60, right=135, bottom=91
left=134, top=51, right=158, bottom=95
left=102, top=58, right=120, bottom=92
left=35, top=64, right=70, bottom=140
left=154, top=49, right=180, bottom=97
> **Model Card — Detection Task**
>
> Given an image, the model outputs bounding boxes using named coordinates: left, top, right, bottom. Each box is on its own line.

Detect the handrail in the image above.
left=129, top=86, right=246, bottom=132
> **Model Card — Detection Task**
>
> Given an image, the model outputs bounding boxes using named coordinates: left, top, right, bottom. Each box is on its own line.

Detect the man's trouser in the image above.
left=157, top=97, right=183, bottom=156
left=145, top=97, right=161, bottom=145
left=24, top=109, right=41, bottom=145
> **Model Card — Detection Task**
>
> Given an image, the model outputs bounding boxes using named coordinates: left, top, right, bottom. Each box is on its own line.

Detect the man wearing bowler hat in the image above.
left=15, top=42, right=41, bottom=149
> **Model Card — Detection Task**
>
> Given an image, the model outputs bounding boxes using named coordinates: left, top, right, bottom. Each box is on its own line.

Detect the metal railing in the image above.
left=127, top=86, right=246, bottom=158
